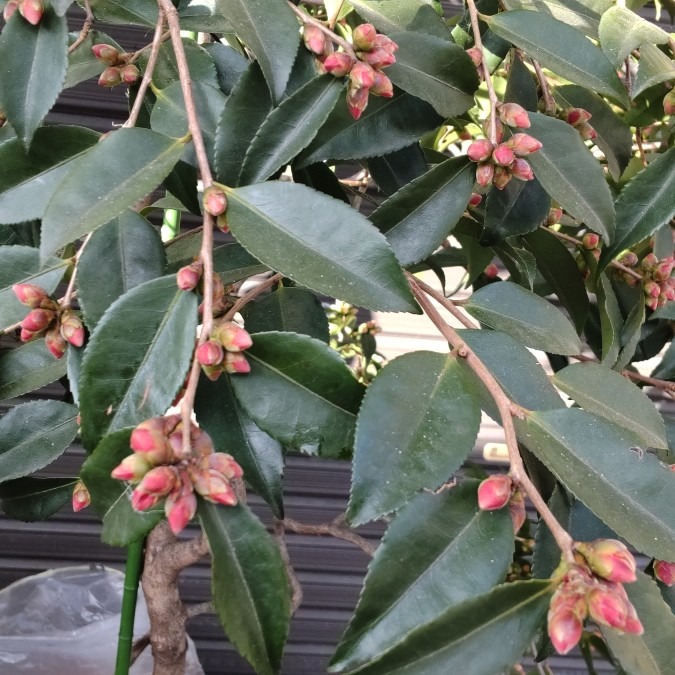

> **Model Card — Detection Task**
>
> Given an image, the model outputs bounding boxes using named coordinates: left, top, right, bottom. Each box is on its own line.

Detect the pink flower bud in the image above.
left=492, top=166, right=512, bottom=190
left=209, top=452, right=244, bottom=480
left=654, top=257, right=674, bottom=282
left=12, top=283, right=48, bottom=308
left=373, top=34, right=398, bottom=53
left=111, top=453, right=153, bottom=482
left=72, top=480, right=90, bottom=513
left=663, top=90, right=675, bottom=116
left=19, top=0, right=43, bottom=25
left=492, top=143, right=515, bottom=167
left=509, top=158, right=534, bottom=182
left=192, top=468, right=238, bottom=506
left=484, top=263, right=499, bottom=278
left=214, top=321, right=252, bottom=352
left=506, top=133, right=542, bottom=156
left=565, top=108, right=592, bottom=126
left=371, top=71, right=393, bottom=98
left=475, top=162, right=494, bottom=188
left=465, top=47, right=482, bottom=67
left=165, top=480, right=197, bottom=535
left=197, top=339, right=225, bottom=366
left=176, top=262, right=203, bottom=291
left=203, top=184, right=227, bottom=217
left=303, top=25, right=326, bottom=55
left=92, top=44, right=121, bottom=65
left=191, top=425, right=215, bottom=457
left=642, top=252, right=659, bottom=269
left=21, top=308, right=55, bottom=333
left=98, top=66, right=122, bottom=88
left=618, top=251, right=639, bottom=267
left=582, top=233, right=600, bottom=250
left=477, top=474, right=512, bottom=510
left=360, top=47, right=396, bottom=69
left=202, top=363, right=224, bottom=381
left=120, top=64, right=140, bottom=85
left=546, top=208, right=562, bottom=225
left=136, top=466, right=179, bottom=497
left=575, top=539, right=637, bottom=583
left=548, top=606, right=583, bottom=654
left=353, top=23, right=377, bottom=51
left=131, top=489, right=161, bottom=512
left=468, top=193, right=482, bottom=207
left=576, top=122, right=597, bottom=141
left=324, top=52, right=354, bottom=77
left=20, top=328, right=36, bottom=342
left=654, top=560, right=675, bottom=586
left=644, top=280, right=661, bottom=298
left=587, top=585, right=629, bottom=630
left=498, top=102, right=531, bottom=129
left=60, top=310, right=85, bottom=348
left=350, top=61, right=376, bottom=89
left=645, top=296, right=659, bottom=311
left=223, top=352, right=251, bottom=374
left=130, top=419, right=173, bottom=464
left=44, top=326, right=67, bottom=359
left=3, top=1, right=19, bottom=22
left=467, top=139, right=493, bottom=163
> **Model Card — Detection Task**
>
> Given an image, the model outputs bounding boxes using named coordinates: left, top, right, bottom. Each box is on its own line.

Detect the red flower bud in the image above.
left=72, top=480, right=90, bottom=513
left=467, top=139, right=493, bottom=163
left=3, top=1, right=19, bottom=22
left=111, top=453, right=153, bottom=482
left=477, top=474, right=512, bottom=510
left=492, top=143, right=515, bottom=167
left=60, top=310, right=85, bottom=348
left=176, top=262, right=203, bottom=291
left=130, top=419, right=173, bottom=464
left=565, top=108, right=592, bottom=126
left=546, top=207, right=563, bottom=225
left=644, top=280, right=661, bottom=298
left=575, top=539, right=637, bottom=583
left=642, top=252, right=659, bottom=269
left=371, top=71, right=393, bottom=98
left=353, top=23, right=377, bottom=51
left=165, top=477, right=197, bottom=534
left=136, top=465, right=179, bottom=497
left=131, top=489, right=161, bottom=512
left=192, top=468, right=238, bottom=506
left=214, top=321, right=252, bottom=352
left=223, top=352, right=251, bottom=374
left=120, top=64, right=140, bottom=85
left=618, top=251, right=639, bottom=267
left=475, top=162, right=494, bottom=188
left=98, top=66, right=122, bottom=88
left=645, top=296, right=659, bottom=311
left=12, top=283, right=48, bottom=308
left=548, top=606, right=583, bottom=654
left=216, top=213, right=229, bottom=233
left=498, top=102, right=531, bottom=129
left=654, top=257, right=674, bottom=282
left=203, top=184, right=227, bottom=217
left=663, top=90, right=675, bottom=116
left=92, top=44, right=121, bottom=65
left=492, top=166, right=512, bottom=190
left=576, top=122, right=597, bottom=141
left=191, top=425, right=215, bottom=457
left=468, top=193, right=482, bottom=207
left=324, top=52, right=354, bottom=77
left=482, top=117, right=504, bottom=143
left=21, top=308, right=56, bottom=333
left=303, top=25, right=326, bottom=55
left=373, top=34, right=398, bottom=53
left=587, top=585, right=629, bottom=630
left=209, top=452, right=244, bottom=480
left=582, top=233, right=600, bottom=250
left=202, top=363, right=224, bottom=381
left=484, top=263, right=499, bottom=278
left=19, top=0, right=43, bottom=25
left=349, top=61, right=376, bottom=89
left=506, top=133, right=542, bottom=156
left=465, top=47, right=482, bottom=67
left=360, top=47, right=396, bottom=69
left=197, top=339, right=225, bottom=366
left=44, top=326, right=67, bottom=359
left=510, top=158, right=534, bottom=182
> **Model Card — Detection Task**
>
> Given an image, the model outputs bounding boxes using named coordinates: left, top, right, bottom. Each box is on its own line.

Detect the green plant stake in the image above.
left=115, top=538, right=145, bottom=675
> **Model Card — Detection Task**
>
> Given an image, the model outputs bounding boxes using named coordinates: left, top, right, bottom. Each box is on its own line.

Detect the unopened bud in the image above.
left=492, top=144, right=515, bottom=167
left=21, top=308, right=56, bottom=333
left=197, top=339, right=225, bottom=366
left=111, top=453, right=153, bottom=482
left=303, top=25, right=326, bottom=55
left=19, top=0, right=43, bottom=25
left=209, top=452, right=244, bottom=480
left=12, top=283, right=48, bottom=308
left=136, top=465, right=179, bottom=497
left=92, top=44, right=121, bottom=65
left=360, top=47, right=396, bottom=69
left=120, top=64, right=140, bottom=85
left=582, top=233, right=600, bottom=250
left=475, top=162, right=494, bottom=187
left=190, top=425, right=215, bottom=457
left=465, top=47, right=482, bottom=67
left=202, top=363, right=224, bottom=381
left=371, top=71, right=393, bottom=98
left=223, top=351, right=251, bottom=374
left=654, top=560, right=675, bottom=586
left=353, top=23, right=377, bottom=51
left=645, top=295, right=659, bottom=311
left=213, top=321, right=252, bottom=352
left=644, top=280, right=661, bottom=298
left=642, top=252, right=659, bottom=269
left=492, top=166, right=512, bottom=190
left=477, top=474, right=512, bottom=510
left=373, top=34, right=398, bottom=53
left=130, top=418, right=173, bottom=464
left=131, top=489, right=161, bottom=511
left=484, top=263, right=499, bottom=278
left=587, top=585, right=629, bottom=630
left=498, top=102, right=531, bottom=129
left=165, top=478, right=197, bottom=534
left=663, top=90, right=675, bottom=115
left=467, top=139, right=493, bottom=163
left=216, top=213, right=229, bottom=233
left=98, top=66, right=122, bottom=88
left=192, top=468, right=238, bottom=505
left=654, top=257, right=674, bottom=282
left=72, top=480, right=90, bottom=513
left=468, top=193, right=482, bottom=207
left=482, top=117, right=504, bottom=143
left=618, top=251, right=639, bottom=267
left=349, top=61, right=376, bottom=89
left=203, top=184, right=227, bottom=217
left=565, top=108, right=592, bottom=126
left=510, top=158, right=534, bottom=181
left=323, top=52, right=354, bottom=77
left=506, top=133, right=542, bottom=156
left=44, top=326, right=67, bottom=359
left=546, top=207, right=562, bottom=226
left=576, top=122, right=597, bottom=140
left=176, top=261, right=203, bottom=291
left=575, top=539, right=637, bottom=583
left=548, top=606, right=583, bottom=654
left=60, top=310, right=85, bottom=348
left=3, top=1, right=19, bottom=22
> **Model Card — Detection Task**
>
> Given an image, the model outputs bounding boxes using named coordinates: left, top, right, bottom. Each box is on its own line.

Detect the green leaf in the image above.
left=239, top=76, right=343, bottom=185
left=0, top=9, right=68, bottom=147
left=486, top=10, right=629, bottom=107
left=0, top=340, right=67, bottom=401
left=88, top=0, right=158, bottom=26
left=371, top=156, right=475, bottom=267
left=349, top=0, right=450, bottom=39
left=0, top=401, right=78, bottom=483
left=595, top=273, right=624, bottom=366
left=553, top=362, right=667, bottom=448
left=633, top=44, right=675, bottom=99
left=526, top=113, right=616, bottom=240
left=240, top=286, right=330, bottom=343
left=366, top=144, right=428, bottom=197
left=214, top=62, right=273, bottom=187
left=195, top=375, right=284, bottom=518
left=41, top=128, right=185, bottom=258
left=202, top=42, right=248, bottom=96
left=329, top=580, right=552, bottom=674
left=0, top=477, right=76, bottom=521
left=517, top=408, right=675, bottom=560
left=79, top=276, right=198, bottom=451
left=217, top=0, right=299, bottom=103
left=600, top=147, right=675, bottom=268
left=230, top=332, right=365, bottom=458
left=178, top=0, right=231, bottom=32
left=348, top=352, right=480, bottom=526
left=77, top=211, right=166, bottom=329
left=81, top=429, right=164, bottom=546
left=141, top=38, right=218, bottom=90
left=599, top=6, right=669, bottom=68
left=162, top=160, right=201, bottom=215
left=522, top=228, right=590, bottom=333
left=501, top=0, right=610, bottom=38
left=464, top=281, right=581, bottom=355
left=616, top=291, right=646, bottom=370
left=225, top=182, right=418, bottom=313
left=481, top=178, right=550, bottom=245
left=504, top=51, right=539, bottom=111
left=603, top=572, right=675, bottom=675
left=292, top=163, right=349, bottom=203
left=64, top=30, right=122, bottom=89
left=385, top=32, right=479, bottom=118
left=332, top=482, right=514, bottom=672
left=0, top=245, right=68, bottom=328
left=200, top=501, right=291, bottom=675
left=297, top=89, right=443, bottom=168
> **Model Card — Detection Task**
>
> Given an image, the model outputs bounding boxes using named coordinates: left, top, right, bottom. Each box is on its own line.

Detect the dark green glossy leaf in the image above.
left=178, top=0, right=230, bottom=32
left=522, top=228, right=590, bottom=333
left=601, top=147, right=675, bottom=267
left=502, top=0, right=610, bottom=38
left=526, top=113, right=616, bottom=240
left=292, top=163, right=349, bottom=203
left=596, top=273, right=624, bottom=366
left=332, top=482, right=513, bottom=672
left=217, top=0, right=299, bottom=103
left=297, top=90, right=443, bottom=167
left=486, top=10, right=629, bottom=107
left=366, top=144, right=428, bottom=197
left=0, top=245, right=68, bottom=328
left=81, top=429, right=164, bottom=545
left=225, top=182, right=418, bottom=313
left=371, top=156, right=475, bottom=267
left=633, top=44, right=675, bottom=99
left=616, top=291, right=646, bottom=370
left=230, top=332, right=365, bottom=458
left=195, top=375, right=284, bottom=518
left=385, top=32, right=479, bottom=117
left=214, top=62, right=273, bottom=187
left=77, top=211, right=165, bottom=329
left=41, top=129, right=184, bottom=258
left=0, top=9, right=68, bottom=147
left=241, top=286, right=329, bottom=343
left=239, top=76, right=342, bottom=185
left=0, top=401, right=78, bottom=483
left=141, top=38, right=218, bottom=89
left=88, top=0, right=158, bottom=25
left=504, top=52, right=538, bottom=111
left=163, top=160, right=201, bottom=215
left=348, top=352, right=480, bottom=526
left=0, top=340, right=67, bottom=401
left=202, top=42, right=247, bottom=95
left=492, top=240, right=538, bottom=290
left=464, top=281, right=581, bottom=355
left=79, top=276, right=198, bottom=450
left=517, top=408, right=675, bottom=559
left=349, top=0, right=450, bottom=39
left=0, top=477, right=76, bottom=521
left=65, top=30, right=122, bottom=89
left=329, top=580, right=552, bottom=674
left=200, top=501, right=291, bottom=675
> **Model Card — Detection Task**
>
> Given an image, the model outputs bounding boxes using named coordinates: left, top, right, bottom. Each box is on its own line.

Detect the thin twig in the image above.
left=571, top=354, right=675, bottom=393
left=63, top=233, right=92, bottom=308
left=283, top=516, right=376, bottom=557
left=67, top=0, right=94, bottom=54
left=635, top=128, right=648, bottom=168
left=287, top=1, right=357, bottom=60
left=410, top=275, right=479, bottom=329
left=408, top=275, right=576, bottom=562
left=531, top=58, right=556, bottom=115
left=273, top=521, right=304, bottom=614
left=223, top=273, right=283, bottom=322
left=186, top=601, right=214, bottom=619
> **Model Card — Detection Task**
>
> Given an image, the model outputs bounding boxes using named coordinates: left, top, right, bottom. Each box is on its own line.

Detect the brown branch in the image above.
left=408, top=275, right=576, bottom=562
left=571, top=354, right=675, bottom=394
left=410, top=275, right=479, bottom=329
left=67, top=0, right=94, bottom=54
left=164, top=533, right=210, bottom=570
left=283, top=515, right=376, bottom=557
left=287, top=1, right=357, bottom=60
left=635, top=128, right=648, bottom=168
left=62, top=233, right=92, bottom=308
left=273, top=520, right=304, bottom=614
left=127, top=30, right=172, bottom=64
left=223, top=272, right=283, bottom=322
left=531, top=58, right=556, bottom=115
left=186, top=601, right=214, bottom=619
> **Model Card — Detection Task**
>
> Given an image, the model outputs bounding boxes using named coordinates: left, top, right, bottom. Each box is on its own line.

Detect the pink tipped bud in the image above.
left=477, top=474, right=513, bottom=510
left=548, top=606, right=583, bottom=655
left=492, top=143, right=515, bottom=167
left=546, top=207, right=563, bottom=225
left=499, top=102, right=531, bottom=129
left=3, top=1, right=19, bottom=21
left=190, top=425, right=215, bottom=457
left=373, top=34, right=398, bottom=53
left=645, top=296, right=659, bottom=311
left=130, top=419, right=173, bottom=464
left=654, top=257, right=674, bottom=282
left=120, top=64, right=140, bottom=85
left=506, top=133, right=542, bottom=156
left=576, top=122, right=597, bottom=141
left=642, top=252, right=659, bottom=269
left=475, top=162, right=495, bottom=188
left=582, top=233, right=600, bottom=250
left=214, top=321, right=252, bottom=352
left=176, top=261, right=203, bottom=291
left=618, top=251, right=639, bottom=267
left=510, top=158, right=534, bottom=182
left=484, top=263, right=499, bottom=278
left=465, top=47, right=482, bottom=67
left=353, top=23, right=377, bottom=51
left=131, top=489, right=161, bottom=512
left=467, top=139, right=493, bottom=162
left=44, top=326, right=67, bottom=359
left=12, top=283, right=48, bottom=308
left=587, top=586, right=629, bottom=630
left=654, top=560, right=675, bottom=586
left=663, top=90, right=675, bottom=116
left=223, top=351, right=251, bottom=374
left=360, top=47, right=396, bottom=69
left=644, top=280, right=661, bottom=298
left=324, top=52, right=354, bottom=77
left=209, top=452, right=244, bottom=480
left=468, top=193, right=482, bottom=207
left=303, top=25, right=326, bottom=55
left=98, top=66, right=122, bottom=88
left=192, top=468, right=238, bottom=505
left=349, top=61, right=376, bottom=89
left=92, top=44, right=121, bottom=65
left=72, top=480, right=90, bottom=513
left=371, top=71, right=393, bottom=98
left=575, top=539, right=637, bottom=583
left=565, top=108, right=592, bottom=126
left=197, top=339, right=225, bottom=366
left=136, top=466, right=178, bottom=497
left=20, top=328, right=36, bottom=342
left=60, top=310, right=85, bottom=347
left=492, top=166, right=512, bottom=190
left=202, top=363, right=224, bottom=381
left=21, top=308, right=55, bottom=333
left=203, top=184, right=227, bottom=217
left=165, top=487, right=197, bottom=535
left=19, top=0, right=43, bottom=25
left=111, top=453, right=153, bottom=482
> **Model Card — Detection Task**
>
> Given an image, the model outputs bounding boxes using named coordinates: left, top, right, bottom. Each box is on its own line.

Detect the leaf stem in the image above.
left=530, top=58, right=556, bottom=115
left=408, top=273, right=576, bottom=562
left=68, top=0, right=94, bottom=55
left=282, top=515, right=376, bottom=557
left=410, top=276, right=479, bottom=329
left=222, top=273, right=283, bottom=322
left=287, top=1, right=357, bottom=60
left=62, top=232, right=92, bottom=308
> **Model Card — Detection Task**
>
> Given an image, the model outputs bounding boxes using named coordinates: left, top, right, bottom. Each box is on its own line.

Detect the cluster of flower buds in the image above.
left=477, top=474, right=526, bottom=532
left=176, top=259, right=231, bottom=316
left=111, top=415, right=244, bottom=534
left=639, top=253, right=674, bottom=310
left=547, top=539, right=642, bottom=654
left=71, top=480, right=91, bottom=513
left=91, top=44, right=140, bottom=88
left=662, top=89, right=675, bottom=115
left=563, top=108, right=596, bottom=141
left=12, top=284, right=85, bottom=359
left=468, top=104, right=542, bottom=190
left=196, top=320, right=253, bottom=380
left=308, top=23, right=397, bottom=120
left=3, top=0, right=43, bottom=25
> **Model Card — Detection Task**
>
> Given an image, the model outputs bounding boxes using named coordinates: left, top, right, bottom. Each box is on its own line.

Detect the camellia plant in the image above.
left=1, top=0, right=675, bottom=673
